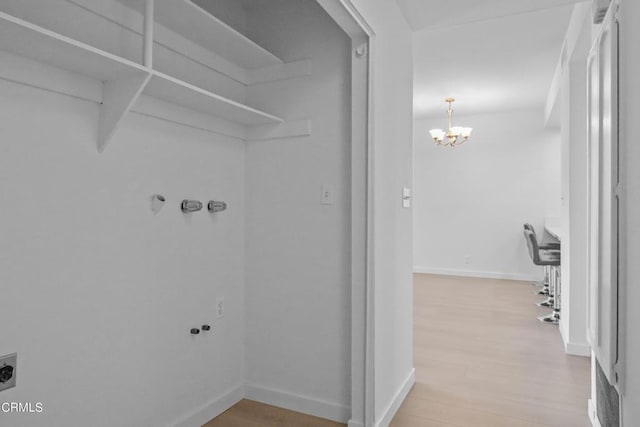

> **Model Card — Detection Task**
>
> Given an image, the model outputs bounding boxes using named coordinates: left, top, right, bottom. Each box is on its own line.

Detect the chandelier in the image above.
left=429, top=98, right=472, bottom=147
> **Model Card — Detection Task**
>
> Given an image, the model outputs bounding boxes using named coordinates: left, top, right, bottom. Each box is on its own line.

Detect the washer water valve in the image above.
left=208, top=201, right=227, bottom=213
left=181, top=200, right=203, bottom=213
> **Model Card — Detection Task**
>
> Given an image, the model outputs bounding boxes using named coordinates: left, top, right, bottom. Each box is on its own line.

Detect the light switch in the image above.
left=402, top=187, right=411, bottom=208
left=321, top=184, right=334, bottom=205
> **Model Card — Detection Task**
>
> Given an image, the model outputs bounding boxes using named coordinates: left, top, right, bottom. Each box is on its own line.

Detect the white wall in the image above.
left=413, top=110, right=561, bottom=280
left=0, top=1, right=417, bottom=426
left=619, top=0, right=640, bottom=424
left=347, top=1, right=415, bottom=425
left=242, top=0, right=353, bottom=422
left=0, top=80, right=245, bottom=426
left=558, top=6, right=591, bottom=356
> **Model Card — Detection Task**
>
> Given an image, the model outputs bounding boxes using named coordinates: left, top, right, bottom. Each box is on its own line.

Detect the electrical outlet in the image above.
left=465, top=255, right=471, bottom=265
left=216, top=297, right=224, bottom=319
left=0, top=353, right=17, bottom=392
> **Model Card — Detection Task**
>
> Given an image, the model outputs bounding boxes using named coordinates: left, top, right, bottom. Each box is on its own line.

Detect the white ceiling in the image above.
left=395, top=0, right=585, bottom=32
left=409, top=3, right=576, bottom=118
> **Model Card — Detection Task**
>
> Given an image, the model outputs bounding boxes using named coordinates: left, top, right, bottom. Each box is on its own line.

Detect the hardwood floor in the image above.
left=391, top=273, right=591, bottom=427
left=204, top=273, right=590, bottom=427
left=203, top=399, right=346, bottom=427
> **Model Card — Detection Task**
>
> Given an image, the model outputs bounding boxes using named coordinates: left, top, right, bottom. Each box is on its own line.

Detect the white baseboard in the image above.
left=244, top=383, right=350, bottom=424
left=347, top=421, right=365, bottom=427
left=564, top=341, right=591, bottom=357
left=172, top=384, right=244, bottom=427
left=559, top=324, right=591, bottom=357
left=413, top=266, right=539, bottom=282
left=375, top=368, right=415, bottom=427
left=588, top=399, right=602, bottom=427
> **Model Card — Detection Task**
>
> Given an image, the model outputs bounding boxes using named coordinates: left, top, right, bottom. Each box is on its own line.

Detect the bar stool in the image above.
left=521, top=227, right=557, bottom=306
left=523, top=229, right=561, bottom=324
left=523, top=223, right=560, bottom=251
left=523, top=223, right=560, bottom=297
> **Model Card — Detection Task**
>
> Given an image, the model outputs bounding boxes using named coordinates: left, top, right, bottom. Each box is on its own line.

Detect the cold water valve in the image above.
left=181, top=200, right=203, bottom=213
left=208, top=200, right=227, bottom=213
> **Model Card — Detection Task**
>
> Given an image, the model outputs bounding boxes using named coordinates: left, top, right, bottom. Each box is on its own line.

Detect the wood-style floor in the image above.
left=204, top=274, right=590, bottom=427
left=203, top=399, right=345, bottom=427
left=391, top=273, right=591, bottom=427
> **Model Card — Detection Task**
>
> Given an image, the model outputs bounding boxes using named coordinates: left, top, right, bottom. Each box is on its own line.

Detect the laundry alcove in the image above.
left=0, top=0, right=353, bottom=425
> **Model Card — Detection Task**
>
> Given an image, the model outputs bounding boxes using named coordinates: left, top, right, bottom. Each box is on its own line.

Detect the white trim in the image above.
left=315, top=2, right=374, bottom=426
left=559, top=322, right=591, bottom=357
left=375, top=369, right=415, bottom=427
left=244, top=383, right=350, bottom=424
left=169, top=382, right=354, bottom=426
left=413, top=266, right=540, bottom=282
left=365, top=33, right=376, bottom=427
left=171, top=384, right=243, bottom=427
left=316, top=0, right=375, bottom=39
left=565, top=341, right=592, bottom=357
left=588, top=399, right=602, bottom=427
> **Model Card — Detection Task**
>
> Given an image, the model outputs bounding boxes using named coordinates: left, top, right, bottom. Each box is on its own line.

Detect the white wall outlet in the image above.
left=321, top=184, right=334, bottom=205
left=465, top=255, right=471, bottom=265
left=215, top=297, right=224, bottom=319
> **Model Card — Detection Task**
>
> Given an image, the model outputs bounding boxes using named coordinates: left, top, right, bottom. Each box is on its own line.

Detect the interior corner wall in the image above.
left=0, top=80, right=245, bottom=426
left=619, top=0, right=640, bottom=424
left=347, top=1, right=415, bottom=425
left=242, top=0, right=353, bottom=421
left=413, top=110, right=562, bottom=281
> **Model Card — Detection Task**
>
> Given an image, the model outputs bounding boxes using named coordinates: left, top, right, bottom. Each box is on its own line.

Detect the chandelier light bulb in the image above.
left=429, top=129, right=445, bottom=142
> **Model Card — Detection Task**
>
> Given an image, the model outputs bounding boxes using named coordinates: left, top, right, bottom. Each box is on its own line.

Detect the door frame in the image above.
left=314, top=1, right=375, bottom=425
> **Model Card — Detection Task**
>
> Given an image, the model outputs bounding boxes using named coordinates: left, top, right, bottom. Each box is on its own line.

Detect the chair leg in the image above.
left=538, top=266, right=560, bottom=324
left=552, top=266, right=561, bottom=318
left=536, top=297, right=553, bottom=307
left=537, top=311, right=560, bottom=324
left=534, top=266, right=550, bottom=295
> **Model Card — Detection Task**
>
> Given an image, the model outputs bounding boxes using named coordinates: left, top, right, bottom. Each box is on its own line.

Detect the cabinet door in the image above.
left=587, top=5, right=619, bottom=386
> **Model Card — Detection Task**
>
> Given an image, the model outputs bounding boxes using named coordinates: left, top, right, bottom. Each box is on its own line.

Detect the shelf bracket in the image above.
left=98, top=72, right=152, bottom=153
left=143, top=0, right=155, bottom=68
